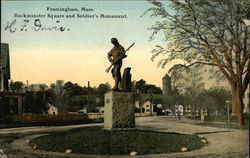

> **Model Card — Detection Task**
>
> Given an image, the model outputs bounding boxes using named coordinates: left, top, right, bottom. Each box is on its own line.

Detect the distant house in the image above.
left=135, top=100, right=163, bottom=115
left=184, top=106, right=192, bottom=116
left=78, top=108, right=87, bottom=114
left=134, top=93, right=169, bottom=115
left=163, top=109, right=172, bottom=115
left=47, top=103, right=58, bottom=115
left=28, top=84, right=48, bottom=92
left=175, top=104, right=184, bottom=116
left=183, top=106, right=208, bottom=116
left=97, top=106, right=104, bottom=113
left=135, top=100, right=153, bottom=114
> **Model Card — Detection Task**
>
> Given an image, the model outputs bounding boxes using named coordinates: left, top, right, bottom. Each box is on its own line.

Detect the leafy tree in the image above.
left=134, top=93, right=147, bottom=115
left=135, top=79, right=147, bottom=93
left=9, top=81, right=24, bottom=92
left=144, top=0, right=249, bottom=124
left=144, top=84, right=162, bottom=94
left=48, top=80, right=69, bottom=114
left=207, top=87, right=231, bottom=115
left=161, top=94, right=174, bottom=110
left=39, top=84, right=48, bottom=92
left=24, top=91, right=48, bottom=113
left=97, top=83, right=110, bottom=106
left=63, top=81, right=75, bottom=97
left=169, top=66, right=205, bottom=115
left=133, top=79, right=162, bottom=94
left=97, top=84, right=110, bottom=95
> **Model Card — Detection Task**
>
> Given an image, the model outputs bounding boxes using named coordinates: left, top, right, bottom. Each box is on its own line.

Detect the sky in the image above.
left=1, top=0, right=226, bottom=88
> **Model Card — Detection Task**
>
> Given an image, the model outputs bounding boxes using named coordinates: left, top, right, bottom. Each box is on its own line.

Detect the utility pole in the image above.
left=149, top=90, right=153, bottom=116
left=226, top=100, right=231, bottom=125
left=87, top=81, right=90, bottom=113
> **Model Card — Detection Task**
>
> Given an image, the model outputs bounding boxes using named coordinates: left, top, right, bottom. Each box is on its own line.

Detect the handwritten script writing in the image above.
left=4, top=19, right=69, bottom=33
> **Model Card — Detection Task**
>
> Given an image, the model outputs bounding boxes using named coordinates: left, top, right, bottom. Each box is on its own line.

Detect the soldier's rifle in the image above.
left=106, top=42, right=135, bottom=73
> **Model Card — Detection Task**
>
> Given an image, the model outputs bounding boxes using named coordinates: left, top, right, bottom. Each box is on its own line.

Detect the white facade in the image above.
left=97, top=106, right=104, bottom=113
left=135, top=100, right=152, bottom=114
left=78, top=108, right=87, bottom=113
left=47, top=103, right=58, bottom=115
left=175, top=104, right=184, bottom=115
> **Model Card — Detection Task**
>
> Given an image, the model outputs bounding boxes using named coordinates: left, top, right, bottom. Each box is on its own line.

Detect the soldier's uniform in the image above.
left=108, top=41, right=125, bottom=90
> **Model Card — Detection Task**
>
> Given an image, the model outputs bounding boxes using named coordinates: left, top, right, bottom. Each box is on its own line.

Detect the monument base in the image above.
left=104, top=90, right=135, bottom=130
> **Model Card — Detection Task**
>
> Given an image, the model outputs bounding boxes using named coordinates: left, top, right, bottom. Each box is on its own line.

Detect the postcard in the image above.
left=0, top=0, right=249, bottom=158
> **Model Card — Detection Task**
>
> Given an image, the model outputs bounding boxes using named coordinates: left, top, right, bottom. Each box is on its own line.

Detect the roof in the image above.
left=162, top=73, right=171, bottom=79
left=0, top=43, right=10, bottom=79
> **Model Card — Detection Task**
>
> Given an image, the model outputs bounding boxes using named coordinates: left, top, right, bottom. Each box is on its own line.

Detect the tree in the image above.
left=9, top=81, right=24, bottom=92
left=24, top=91, right=48, bottom=113
left=169, top=66, right=205, bottom=116
left=208, top=87, right=231, bottom=114
left=63, top=81, right=75, bottom=97
left=135, top=79, right=146, bottom=93
left=49, top=80, right=69, bottom=114
left=132, top=79, right=162, bottom=115
left=97, top=84, right=110, bottom=95
left=97, top=83, right=110, bottom=106
left=133, top=79, right=162, bottom=94
left=144, top=0, right=250, bottom=125
left=39, top=84, right=48, bottom=92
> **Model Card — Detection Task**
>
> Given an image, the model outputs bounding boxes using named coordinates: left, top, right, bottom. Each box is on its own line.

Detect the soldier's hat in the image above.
left=111, top=38, right=118, bottom=43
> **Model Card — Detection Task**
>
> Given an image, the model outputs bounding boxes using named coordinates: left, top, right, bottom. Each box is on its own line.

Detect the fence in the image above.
left=5, top=112, right=153, bottom=123
left=6, top=113, right=92, bottom=123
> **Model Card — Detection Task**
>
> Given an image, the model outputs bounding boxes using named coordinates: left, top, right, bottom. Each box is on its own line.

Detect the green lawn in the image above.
left=30, top=127, right=205, bottom=155
left=196, top=122, right=249, bottom=130
left=186, top=115, right=249, bottom=130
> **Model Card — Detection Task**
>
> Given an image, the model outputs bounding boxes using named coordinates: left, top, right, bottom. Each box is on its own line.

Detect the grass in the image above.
left=0, top=134, right=23, bottom=155
left=0, top=119, right=103, bottom=129
left=186, top=115, right=238, bottom=122
left=186, top=115, right=249, bottom=130
left=196, top=122, right=249, bottom=130
left=30, top=127, right=205, bottom=155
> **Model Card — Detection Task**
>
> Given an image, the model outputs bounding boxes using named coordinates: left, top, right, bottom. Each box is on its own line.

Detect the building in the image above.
left=47, top=103, right=58, bottom=115
left=135, top=100, right=153, bottom=114
left=162, top=73, right=171, bottom=95
left=135, top=100, right=163, bottom=115
left=0, top=43, right=24, bottom=121
left=28, top=84, right=48, bottom=91
left=0, top=43, right=10, bottom=92
left=175, top=104, right=184, bottom=116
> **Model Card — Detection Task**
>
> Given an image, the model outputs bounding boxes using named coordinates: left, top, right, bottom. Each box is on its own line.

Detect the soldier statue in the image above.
left=107, top=38, right=127, bottom=90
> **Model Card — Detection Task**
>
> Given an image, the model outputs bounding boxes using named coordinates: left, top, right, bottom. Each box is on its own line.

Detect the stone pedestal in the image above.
left=104, top=91, right=135, bottom=130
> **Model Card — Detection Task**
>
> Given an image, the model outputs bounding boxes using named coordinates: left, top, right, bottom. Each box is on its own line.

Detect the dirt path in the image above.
left=136, top=116, right=249, bottom=158
left=1, top=116, right=248, bottom=158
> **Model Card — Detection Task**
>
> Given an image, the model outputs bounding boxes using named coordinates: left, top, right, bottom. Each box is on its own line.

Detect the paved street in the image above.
left=0, top=116, right=248, bottom=158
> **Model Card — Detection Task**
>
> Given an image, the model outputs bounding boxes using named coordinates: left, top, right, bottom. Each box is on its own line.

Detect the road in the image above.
left=0, top=116, right=248, bottom=158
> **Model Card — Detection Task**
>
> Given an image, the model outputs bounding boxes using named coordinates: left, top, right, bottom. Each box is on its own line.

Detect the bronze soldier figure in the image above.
left=107, top=38, right=127, bottom=90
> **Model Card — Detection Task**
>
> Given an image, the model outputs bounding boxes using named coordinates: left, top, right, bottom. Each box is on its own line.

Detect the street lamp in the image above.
left=226, top=100, right=231, bottom=125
